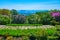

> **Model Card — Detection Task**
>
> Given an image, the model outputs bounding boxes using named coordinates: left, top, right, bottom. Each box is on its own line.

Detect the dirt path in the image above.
left=0, top=25, right=55, bottom=30
left=0, top=25, right=54, bottom=30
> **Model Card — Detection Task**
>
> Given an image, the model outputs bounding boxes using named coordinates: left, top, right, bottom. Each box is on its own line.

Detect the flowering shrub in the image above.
left=51, top=12, right=60, bottom=17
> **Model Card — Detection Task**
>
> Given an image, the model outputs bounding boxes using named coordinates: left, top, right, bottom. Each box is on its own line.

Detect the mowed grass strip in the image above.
left=6, top=24, right=43, bottom=26
left=0, top=27, right=56, bottom=36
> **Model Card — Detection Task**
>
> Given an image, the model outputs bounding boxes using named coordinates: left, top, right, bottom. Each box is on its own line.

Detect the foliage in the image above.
left=0, top=9, right=11, bottom=15
left=0, top=15, right=10, bottom=25
left=27, top=14, right=41, bottom=24
left=36, top=11, right=52, bottom=25
left=51, top=12, right=60, bottom=17
left=11, top=9, right=27, bottom=24
left=50, top=9, right=60, bottom=12
left=0, top=27, right=56, bottom=36
left=47, top=36, right=58, bottom=40
left=0, top=9, right=60, bottom=25
left=11, top=9, right=19, bottom=15
left=11, top=15, right=26, bottom=24
left=0, top=26, right=57, bottom=40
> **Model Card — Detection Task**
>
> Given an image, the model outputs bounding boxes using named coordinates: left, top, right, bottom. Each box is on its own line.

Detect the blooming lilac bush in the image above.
left=51, top=12, right=60, bottom=23
left=51, top=12, right=60, bottom=17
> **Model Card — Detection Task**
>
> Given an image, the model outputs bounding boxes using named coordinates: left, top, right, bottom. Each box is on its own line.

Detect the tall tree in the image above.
left=11, top=9, right=19, bottom=15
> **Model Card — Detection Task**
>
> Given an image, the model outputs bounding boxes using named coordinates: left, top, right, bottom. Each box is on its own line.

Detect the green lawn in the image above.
left=6, top=24, right=43, bottom=26
left=0, top=27, right=56, bottom=36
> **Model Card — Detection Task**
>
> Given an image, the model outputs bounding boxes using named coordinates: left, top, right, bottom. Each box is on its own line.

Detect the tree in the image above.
left=0, top=9, right=2, bottom=14
left=50, top=9, right=60, bottom=12
left=36, top=11, right=52, bottom=25
left=0, top=9, right=11, bottom=15
left=11, top=9, right=19, bottom=15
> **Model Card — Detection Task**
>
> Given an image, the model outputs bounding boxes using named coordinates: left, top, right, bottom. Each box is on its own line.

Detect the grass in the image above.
left=47, top=36, right=58, bottom=38
left=0, top=27, right=56, bottom=36
left=6, top=24, right=43, bottom=26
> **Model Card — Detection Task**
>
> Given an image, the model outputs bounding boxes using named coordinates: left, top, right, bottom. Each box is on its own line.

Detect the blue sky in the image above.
left=0, top=0, right=60, bottom=10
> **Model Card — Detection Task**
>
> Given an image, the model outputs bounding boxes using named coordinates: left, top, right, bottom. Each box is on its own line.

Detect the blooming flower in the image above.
left=51, top=12, right=60, bottom=17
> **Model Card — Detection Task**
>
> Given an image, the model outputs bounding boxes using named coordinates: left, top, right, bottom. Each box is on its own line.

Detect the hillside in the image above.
left=17, top=10, right=48, bottom=16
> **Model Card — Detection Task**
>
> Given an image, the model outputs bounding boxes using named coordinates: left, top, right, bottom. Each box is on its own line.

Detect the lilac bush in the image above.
left=51, top=12, right=60, bottom=17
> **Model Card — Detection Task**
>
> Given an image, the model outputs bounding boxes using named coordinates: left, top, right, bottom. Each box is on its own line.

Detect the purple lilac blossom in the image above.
left=51, top=12, right=60, bottom=17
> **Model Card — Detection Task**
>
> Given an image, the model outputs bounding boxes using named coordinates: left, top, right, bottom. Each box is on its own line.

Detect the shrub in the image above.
left=0, top=15, right=10, bottom=25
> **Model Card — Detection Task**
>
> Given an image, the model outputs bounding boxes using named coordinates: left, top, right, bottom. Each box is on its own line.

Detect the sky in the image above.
left=0, top=0, right=60, bottom=10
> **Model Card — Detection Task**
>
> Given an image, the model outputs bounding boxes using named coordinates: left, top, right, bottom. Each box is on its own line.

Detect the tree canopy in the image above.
left=0, top=9, right=60, bottom=25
